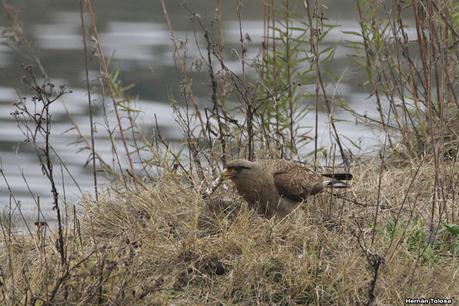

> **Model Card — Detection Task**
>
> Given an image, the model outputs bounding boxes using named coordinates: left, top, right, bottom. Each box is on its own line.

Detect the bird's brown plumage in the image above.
left=223, top=159, right=350, bottom=218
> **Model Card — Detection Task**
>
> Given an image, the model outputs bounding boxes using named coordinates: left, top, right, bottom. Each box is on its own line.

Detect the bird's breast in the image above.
left=233, top=174, right=280, bottom=216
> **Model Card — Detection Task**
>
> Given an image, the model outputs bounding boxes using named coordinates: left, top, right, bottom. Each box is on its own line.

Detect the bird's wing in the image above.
left=273, top=165, right=324, bottom=202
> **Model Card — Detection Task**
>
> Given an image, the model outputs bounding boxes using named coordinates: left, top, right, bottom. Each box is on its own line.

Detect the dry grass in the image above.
left=1, top=159, right=458, bottom=305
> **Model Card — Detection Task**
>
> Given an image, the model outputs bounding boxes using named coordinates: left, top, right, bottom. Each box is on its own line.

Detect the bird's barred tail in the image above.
left=323, top=178, right=350, bottom=189
left=322, top=173, right=353, bottom=180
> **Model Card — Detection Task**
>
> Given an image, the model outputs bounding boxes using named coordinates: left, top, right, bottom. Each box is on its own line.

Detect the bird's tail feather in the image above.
left=323, top=178, right=350, bottom=188
left=322, top=173, right=353, bottom=181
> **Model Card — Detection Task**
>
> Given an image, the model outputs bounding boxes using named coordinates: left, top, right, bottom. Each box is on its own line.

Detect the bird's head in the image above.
left=222, top=159, right=256, bottom=180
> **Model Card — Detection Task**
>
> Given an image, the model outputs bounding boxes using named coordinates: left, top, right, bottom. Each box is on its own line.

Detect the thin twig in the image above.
left=79, top=0, right=98, bottom=200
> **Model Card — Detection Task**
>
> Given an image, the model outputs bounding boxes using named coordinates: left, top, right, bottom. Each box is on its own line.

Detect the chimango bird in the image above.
left=223, top=159, right=351, bottom=218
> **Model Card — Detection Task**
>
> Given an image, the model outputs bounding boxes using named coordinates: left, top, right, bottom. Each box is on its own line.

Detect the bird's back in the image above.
left=257, top=159, right=322, bottom=182
left=257, top=159, right=298, bottom=173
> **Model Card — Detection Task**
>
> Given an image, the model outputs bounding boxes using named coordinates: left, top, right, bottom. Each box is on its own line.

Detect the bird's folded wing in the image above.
left=273, top=166, right=323, bottom=202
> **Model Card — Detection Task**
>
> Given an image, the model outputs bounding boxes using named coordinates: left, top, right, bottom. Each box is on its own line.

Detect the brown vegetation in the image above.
left=1, top=158, right=458, bottom=304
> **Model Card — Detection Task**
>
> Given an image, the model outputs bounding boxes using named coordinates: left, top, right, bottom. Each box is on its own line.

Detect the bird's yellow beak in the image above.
left=222, top=168, right=235, bottom=179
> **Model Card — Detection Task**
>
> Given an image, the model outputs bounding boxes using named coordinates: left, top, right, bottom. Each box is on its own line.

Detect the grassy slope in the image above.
left=1, top=159, right=458, bottom=305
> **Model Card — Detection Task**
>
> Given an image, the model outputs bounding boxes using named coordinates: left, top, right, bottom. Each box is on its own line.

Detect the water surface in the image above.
left=0, top=0, right=389, bottom=223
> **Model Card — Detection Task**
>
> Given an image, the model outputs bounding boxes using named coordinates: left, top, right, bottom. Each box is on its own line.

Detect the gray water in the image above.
left=0, top=0, right=406, bottom=223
